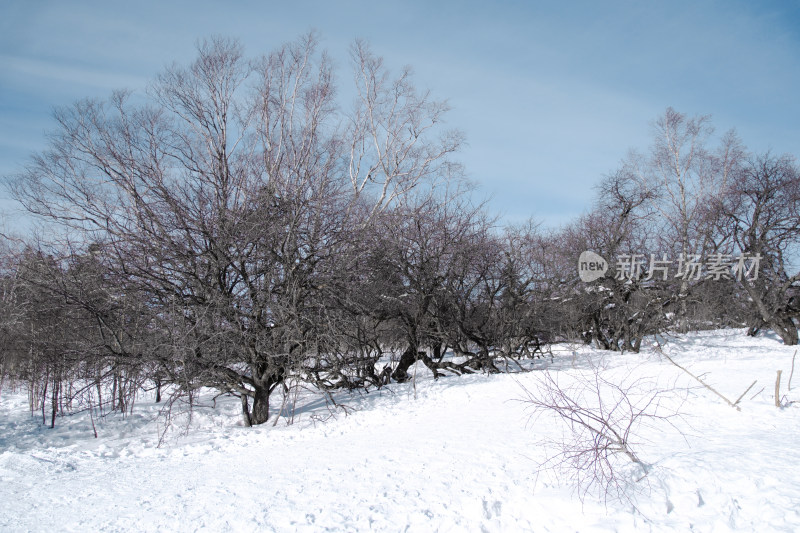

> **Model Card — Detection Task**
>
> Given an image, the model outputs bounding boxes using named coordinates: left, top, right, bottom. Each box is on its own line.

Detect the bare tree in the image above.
left=635, top=108, right=744, bottom=331
left=0, top=241, right=155, bottom=426
left=9, top=34, right=463, bottom=425
left=0, top=237, right=24, bottom=389
left=552, top=166, right=671, bottom=352
left=714, top=153, right=800, bottom=344
left=340, top=185, right=496, bottom=382
left=346, top=41, right=463, bottom=218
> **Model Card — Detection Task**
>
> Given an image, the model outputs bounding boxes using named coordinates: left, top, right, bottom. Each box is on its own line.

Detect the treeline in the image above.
left=1, top=35, right=798, bottom=426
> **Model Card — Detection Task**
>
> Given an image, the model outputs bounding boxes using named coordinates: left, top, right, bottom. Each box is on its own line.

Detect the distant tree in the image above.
left=0, top=242, right=153, bottom=426
left=714, top=153, right=800, bottom=345
left=342, top=187, right=498, bottom=382
left=554, top=165, right=670, bottom=352
left=630, top=108, right=744, bottom=331
left=0, top=238, right=24, bottom=386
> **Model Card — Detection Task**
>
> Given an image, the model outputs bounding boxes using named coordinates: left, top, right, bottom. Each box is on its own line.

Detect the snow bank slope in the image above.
left=1, top=329, right=799, bottom=532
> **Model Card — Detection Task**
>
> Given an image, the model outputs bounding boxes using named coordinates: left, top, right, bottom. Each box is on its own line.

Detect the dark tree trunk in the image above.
left=96, top=375, right=104, bottom=415
left=50, top=376, right=59, bottom=429
left=743, top=282, right=799, bottom=345
left=240, top=388, right=273, bottom=426
left=432, top=343, right=445, bottom=362
left=111, top=373, right=117, bottom=411
left=117, top=376, right=126, bottom=413
left=240, top=361, right=285, bottom=426
left=392, top=345, right=420, bottom=382
left=747, top=320, right=763, bottom=337
left=41, top=377, right=48, bottom=425
left=250, top=384, right=271, bottom=425
left=475, top=348, right=500, bottom=374
left=770, top=316, right=799, bottom=345
left=241, top=394, right=252, bottom=427
left=632, top=333, right=643, bottom=353
left=591, top=314, right=611, bottom=350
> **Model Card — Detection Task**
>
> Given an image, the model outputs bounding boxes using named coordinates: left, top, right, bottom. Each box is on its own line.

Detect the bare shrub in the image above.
left=519, top=359, right=684, bottom=503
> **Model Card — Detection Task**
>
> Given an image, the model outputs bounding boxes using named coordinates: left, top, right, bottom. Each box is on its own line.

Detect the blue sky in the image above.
left=2, top=0, right=799, bottom=229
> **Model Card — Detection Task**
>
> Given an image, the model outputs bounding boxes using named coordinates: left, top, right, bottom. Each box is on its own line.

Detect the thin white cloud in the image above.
left=1, top=54, right=147, bottom=92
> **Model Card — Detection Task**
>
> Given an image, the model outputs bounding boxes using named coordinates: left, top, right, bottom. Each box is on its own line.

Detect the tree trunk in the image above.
left=677, top=278, right=690, bottom=333
left=241, top=394, right=252, bottom=427
left=50, top=376, right=59, bottom=429
left=770, top=316, right=799, bottom=345
left=111, top=373, right=117, bottom=411
left=96, top=375, right=104, bottom=415
left=743, top=281, right=799, bottom=345
left=392, top=345, right=419, bottom=382
left=632, top=333, right=643, bottom=353
left=117, top=375, right=126, bottom=413
left=432, top=343, right=445, bottom=362
left=249, top=384, right=271, bottom=425
left=747, top=319, right=763, bottom=337
left=41, top=377, right=48, bottom=425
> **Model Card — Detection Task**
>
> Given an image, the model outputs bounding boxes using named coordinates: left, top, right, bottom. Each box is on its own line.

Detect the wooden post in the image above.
left=775, top=370, right=783, bottom=408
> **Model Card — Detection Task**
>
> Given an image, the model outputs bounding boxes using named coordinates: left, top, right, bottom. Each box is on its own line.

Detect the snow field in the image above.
left=1, top=329, right=799, bottom=532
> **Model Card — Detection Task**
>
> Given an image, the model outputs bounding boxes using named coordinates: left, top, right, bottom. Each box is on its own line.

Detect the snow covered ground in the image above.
left=1, top=329, right=799, bottom=532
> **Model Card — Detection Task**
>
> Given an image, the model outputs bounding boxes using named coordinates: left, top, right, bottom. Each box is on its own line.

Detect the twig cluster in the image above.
left=519, top=360, right=684, bottom=503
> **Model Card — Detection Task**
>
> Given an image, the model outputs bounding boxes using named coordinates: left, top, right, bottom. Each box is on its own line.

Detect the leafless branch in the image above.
left=518, top=360, right=685, bottom=503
